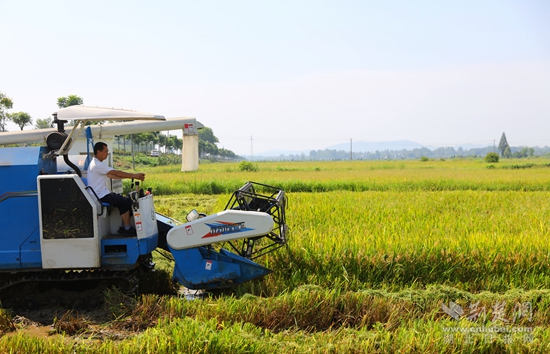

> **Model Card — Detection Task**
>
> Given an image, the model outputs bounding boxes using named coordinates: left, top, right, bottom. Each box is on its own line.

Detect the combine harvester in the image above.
left=0, top=106, right=287, bottom=309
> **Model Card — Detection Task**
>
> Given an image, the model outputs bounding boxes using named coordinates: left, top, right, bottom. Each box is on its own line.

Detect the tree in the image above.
left=485, top=152, right=499, bottom=163
left=131, top=132, right=163, bottom=153
left=132, top=133, right=147, bottom=152
left=498, top=132, right=509, bottom=157
left=198, top=127, right=219, bottom=145
left=218, top=148, right=236, bottom=159
left=504, top=146, right=511, bottom=158
left=514, top=147, right=529, bottom=158
left=156, top=132, right=180, bottom=153
left=141, top=132, right=158, bottom=152
left=196, top=126, right=238, bottom=159
left=57, top=95, right=83, bottom=108
left=171, top=135, right=182, bottom=151
left=0, top=91, right=14, bottom=132
left=57, top=95, right=91, bottom=126
left=199, top=140, right=218, bottom=157
left=34, top=118, right=52, bottom=129
left=198, top=127, right=221, bottom=157
left=309, top=150, right=317, bottom=159
left=9, top=112, right=32, bottom=131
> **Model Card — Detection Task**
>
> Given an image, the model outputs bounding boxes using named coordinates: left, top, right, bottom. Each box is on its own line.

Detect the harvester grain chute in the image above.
left=0, top=105, right=288, bottom=309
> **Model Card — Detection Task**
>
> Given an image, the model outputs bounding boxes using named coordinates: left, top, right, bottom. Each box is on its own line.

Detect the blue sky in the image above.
left=1, top=0, right=549, bottom=156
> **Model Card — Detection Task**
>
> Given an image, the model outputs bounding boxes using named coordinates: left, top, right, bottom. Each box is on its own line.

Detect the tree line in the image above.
left=0, top=92, right=86, bottom=131
left=256, top=137, right=547, bottom=162
left=113, top=127, right=238, bottom=160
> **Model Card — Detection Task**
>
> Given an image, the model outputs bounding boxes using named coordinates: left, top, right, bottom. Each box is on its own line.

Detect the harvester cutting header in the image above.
left=0, top=106, right=287, bottom=309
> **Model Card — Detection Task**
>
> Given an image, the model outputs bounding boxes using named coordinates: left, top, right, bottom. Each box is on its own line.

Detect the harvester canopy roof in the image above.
left=54, top=105, right=165, bottom=122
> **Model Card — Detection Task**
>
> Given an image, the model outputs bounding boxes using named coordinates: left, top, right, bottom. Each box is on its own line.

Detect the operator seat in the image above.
left=81, top=177, right=111, bottom=209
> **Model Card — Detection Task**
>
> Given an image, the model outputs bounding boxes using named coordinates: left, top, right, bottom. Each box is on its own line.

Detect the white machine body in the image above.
left=132, top=194, right=158, bottom=239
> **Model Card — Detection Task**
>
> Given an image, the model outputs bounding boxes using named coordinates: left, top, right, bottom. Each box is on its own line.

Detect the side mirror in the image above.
left=186, top=209, right=200, bottom=222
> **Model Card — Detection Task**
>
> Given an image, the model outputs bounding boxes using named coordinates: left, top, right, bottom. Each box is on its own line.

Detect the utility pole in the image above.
left=250, top=135, right=253, bottom=161
left=350, top=138, right=353, bottom=161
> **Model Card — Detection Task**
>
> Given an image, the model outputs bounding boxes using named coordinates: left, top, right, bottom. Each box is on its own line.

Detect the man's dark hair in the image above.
left=94, top=142, right=108, bottom=155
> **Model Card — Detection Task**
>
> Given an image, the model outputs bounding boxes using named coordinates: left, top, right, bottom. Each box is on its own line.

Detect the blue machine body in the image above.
left=100, top=234, right=159, bottom=267
left=169, top=246, right=272, bottom=290
left=0, top=147, right=56, bottom=269
left=0, top=145, right=275, bottom=292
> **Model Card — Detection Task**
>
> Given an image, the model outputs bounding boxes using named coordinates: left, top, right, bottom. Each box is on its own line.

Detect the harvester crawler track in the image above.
left=0, top=255, right=153, bottom=310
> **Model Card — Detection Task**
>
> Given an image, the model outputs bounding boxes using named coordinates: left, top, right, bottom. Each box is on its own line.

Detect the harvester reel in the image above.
left=223, top=181, right=288, bottom=260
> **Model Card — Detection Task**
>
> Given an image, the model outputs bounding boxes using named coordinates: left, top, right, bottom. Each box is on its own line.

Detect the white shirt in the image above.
left=87, top=157, right=114, bottom=199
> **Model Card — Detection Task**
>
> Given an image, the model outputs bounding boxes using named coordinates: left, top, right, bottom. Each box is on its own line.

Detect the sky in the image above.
left=1, top=0, right=549, bottom=156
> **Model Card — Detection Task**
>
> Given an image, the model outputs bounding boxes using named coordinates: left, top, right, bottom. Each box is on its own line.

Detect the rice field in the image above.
left=146, top=159, right=550, bottom=195
left=3, top=157, right=550, bottom=353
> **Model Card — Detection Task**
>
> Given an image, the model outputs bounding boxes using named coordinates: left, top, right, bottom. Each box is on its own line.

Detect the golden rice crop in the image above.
left=258, top=190, right=550, bottom=293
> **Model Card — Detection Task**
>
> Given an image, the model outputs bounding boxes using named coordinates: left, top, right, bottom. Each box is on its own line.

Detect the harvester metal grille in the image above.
left=40, top=178, right=94, bottom=239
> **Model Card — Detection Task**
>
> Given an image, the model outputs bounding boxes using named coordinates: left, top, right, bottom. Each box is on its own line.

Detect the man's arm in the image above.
left=107, top=170, right=145, bottom=181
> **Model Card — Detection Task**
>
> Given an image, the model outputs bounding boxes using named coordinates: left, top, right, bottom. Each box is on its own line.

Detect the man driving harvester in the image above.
left=88, top=142, right=146, bottom=236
